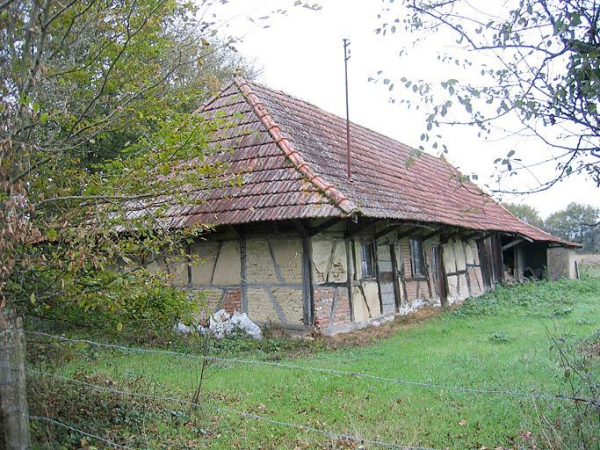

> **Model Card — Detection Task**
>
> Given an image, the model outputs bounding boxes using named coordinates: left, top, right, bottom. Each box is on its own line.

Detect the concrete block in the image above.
left=447, top=275, right=459, bottom=299
left=351, top=286, right=369, bottom=323
left=457, top=274, right=468, bottom=299
left=464, top=241, right=475, bottom=265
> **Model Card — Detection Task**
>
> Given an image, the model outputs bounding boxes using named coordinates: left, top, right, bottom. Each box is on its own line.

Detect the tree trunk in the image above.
left=0, top=307, right=31, bottom=450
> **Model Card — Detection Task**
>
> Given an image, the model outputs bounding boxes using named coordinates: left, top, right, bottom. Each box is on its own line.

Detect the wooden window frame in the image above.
left=360, top=242, right=376, bottom=279
left=409, top=239, right=426, bottom=278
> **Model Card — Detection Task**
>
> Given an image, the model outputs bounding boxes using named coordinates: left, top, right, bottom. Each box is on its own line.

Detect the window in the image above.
left=409, top=239, right=426, bottom=277
left=361, top=242, right=376, bottom=278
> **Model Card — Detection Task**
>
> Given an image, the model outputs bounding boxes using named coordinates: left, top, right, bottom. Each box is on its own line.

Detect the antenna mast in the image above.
left=343, top=38, right=352, bottom=181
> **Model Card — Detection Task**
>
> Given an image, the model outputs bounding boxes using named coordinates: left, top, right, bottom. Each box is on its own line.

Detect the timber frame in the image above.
left=145, top=215, right=571, bottom=335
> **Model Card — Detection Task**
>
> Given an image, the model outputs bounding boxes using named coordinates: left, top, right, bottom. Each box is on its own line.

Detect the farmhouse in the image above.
left=141, top=78, right=578, bottom=334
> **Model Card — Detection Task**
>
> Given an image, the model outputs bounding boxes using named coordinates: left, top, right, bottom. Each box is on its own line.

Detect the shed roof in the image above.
left=143, top=77, right=573, bottom=246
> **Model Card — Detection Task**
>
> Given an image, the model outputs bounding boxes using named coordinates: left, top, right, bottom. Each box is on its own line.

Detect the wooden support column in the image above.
left=390, top=244, right=402, bottom=312
left=373, top=240, right=384, bottom=315
left=301, top=235, right=313, bottom=326
left=240, top=237, right=248, bottom=314
left=345, top=225, right=355, bottom=322
left=294, top=220, right=314, bottom=326
left=0, top=309, right=31, bottom=450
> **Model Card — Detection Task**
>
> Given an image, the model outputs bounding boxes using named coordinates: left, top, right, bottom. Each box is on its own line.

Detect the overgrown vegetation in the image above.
left=28, top=279, right=600, bottom=449
left=0, top=0, right=259, bottom=334
left=378, top=0, right=600, bottom=191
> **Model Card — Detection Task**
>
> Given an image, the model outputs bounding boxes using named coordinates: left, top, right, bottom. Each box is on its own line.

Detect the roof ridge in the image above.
left=233, top=77, right=359, bottom=216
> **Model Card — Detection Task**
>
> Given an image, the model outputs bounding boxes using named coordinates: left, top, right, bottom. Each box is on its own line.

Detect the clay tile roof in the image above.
left=153, top=77, right=575, bottom=246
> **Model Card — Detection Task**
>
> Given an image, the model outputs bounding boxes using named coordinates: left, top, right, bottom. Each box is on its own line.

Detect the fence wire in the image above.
left=26, top=330, right=599, bottom=406
left=25, top=367, right=435, bottom=450
left=29, top=415, right=132, bottom=449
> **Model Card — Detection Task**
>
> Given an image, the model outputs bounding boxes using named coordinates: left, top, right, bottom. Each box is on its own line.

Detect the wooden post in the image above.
left=0, top=308, right=31, bottom=450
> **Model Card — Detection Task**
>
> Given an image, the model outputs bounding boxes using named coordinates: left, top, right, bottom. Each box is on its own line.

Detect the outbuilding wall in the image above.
left=547, top=246, right=577, bottom=281
left=148, top=220, right=491, bottom=334
left=308, top=220, right=487, bottom=334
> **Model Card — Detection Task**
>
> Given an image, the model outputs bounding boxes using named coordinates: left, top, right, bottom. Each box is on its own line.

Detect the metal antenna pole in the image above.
left=343, top=38, right=351, bottom=181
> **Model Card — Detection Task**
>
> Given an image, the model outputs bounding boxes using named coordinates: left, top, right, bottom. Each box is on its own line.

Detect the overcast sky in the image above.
left=209, top=0, right=599, bottom=218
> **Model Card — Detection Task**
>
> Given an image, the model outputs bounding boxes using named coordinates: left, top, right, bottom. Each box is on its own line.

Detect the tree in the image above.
left=0, top=0, right=256, bottom=330
left=544, top=203, right=599, bottom=252
left=502, top=202, right=545, bottom=228
left=377, top=0, right=600, bottom=192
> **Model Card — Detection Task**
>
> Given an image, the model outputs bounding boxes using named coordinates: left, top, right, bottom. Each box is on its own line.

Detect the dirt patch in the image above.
left=319, top=306, right=445, bottom=351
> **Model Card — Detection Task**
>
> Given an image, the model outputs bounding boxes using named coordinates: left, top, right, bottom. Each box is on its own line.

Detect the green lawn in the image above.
left=31, top=279, right=600, bottom=449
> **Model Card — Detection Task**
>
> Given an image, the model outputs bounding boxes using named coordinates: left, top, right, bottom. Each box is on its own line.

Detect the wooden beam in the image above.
left=240, top=238, right=248, bottom=314
left=292, top=219, right=308, bottom=237
left=502, top=238, right=524, bottom=252
left=375, top=224, right=405, bottom=240
left=229, top=225, right=243, bottom=240
left=396, top=226, right=420, bottom=240
left=421, top=228, right=442, bottom=241
left=373, top=240, right=384, bottom=315
left=345, top=237, right=355, bottom=322
left=307, top=217, right=342, bottom=237
left=476, top=232, right=494, bottom=242
left=344, top=218, right=378, bottom=238
left=301, top=234, right=313, bottom=326
left=461, top=231, right=481, bottom=241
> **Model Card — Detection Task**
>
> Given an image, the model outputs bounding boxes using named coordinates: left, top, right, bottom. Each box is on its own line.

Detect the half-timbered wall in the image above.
left=308, top=221, right=488, bottom=334
left=399, top=237, right=438, bottom=311
left=156, top=233, right=308, bottom=329
left=244, top=237, right=305, bottom=328
left=189, top=240, right=242, bottom=315
left=350, top=239, right=381, bottom=324
left=146, top=219, right=488, bottom=334
left=310, top=235, right=352, bottom=332
left=441, top=238, right=484, bottom=302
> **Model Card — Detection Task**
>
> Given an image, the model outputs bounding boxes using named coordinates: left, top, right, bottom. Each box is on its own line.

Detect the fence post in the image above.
left=0, top=308, right=31, bottom=450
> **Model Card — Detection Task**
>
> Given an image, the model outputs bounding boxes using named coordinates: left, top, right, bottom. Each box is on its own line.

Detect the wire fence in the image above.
left=17, top=330, right=600, bottom=449
left=26, top=330, right=599, bottom=405
left=29, top=416, right=132, bottom=450
left=24, top=367, right=432, bottom=450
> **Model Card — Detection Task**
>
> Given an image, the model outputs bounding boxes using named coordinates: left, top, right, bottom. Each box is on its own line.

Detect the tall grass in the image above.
left=29, top=279, right=600, bottom=449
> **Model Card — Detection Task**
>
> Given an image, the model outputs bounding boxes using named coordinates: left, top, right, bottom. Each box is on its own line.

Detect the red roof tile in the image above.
left=147, top=78, right=574, bottom=246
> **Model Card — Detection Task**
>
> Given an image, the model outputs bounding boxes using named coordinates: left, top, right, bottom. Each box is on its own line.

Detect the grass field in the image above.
left=30, top=279, right=600, bottom=449
left=578, top=254, right=600, bottom=278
